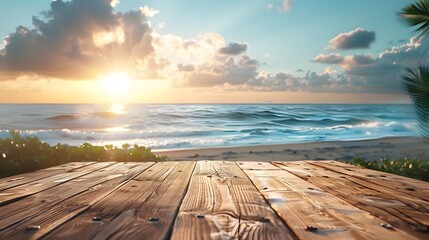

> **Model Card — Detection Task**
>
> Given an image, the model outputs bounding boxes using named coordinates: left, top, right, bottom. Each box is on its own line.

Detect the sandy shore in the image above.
left=154, top=137, right=429, bottom=161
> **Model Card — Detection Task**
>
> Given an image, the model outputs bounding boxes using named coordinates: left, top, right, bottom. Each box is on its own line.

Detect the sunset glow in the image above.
left=0, top=0, right=418, bottom=103
left=101, top=72, right=131, bottom=95
left=108, top=103, right=127, bottom=115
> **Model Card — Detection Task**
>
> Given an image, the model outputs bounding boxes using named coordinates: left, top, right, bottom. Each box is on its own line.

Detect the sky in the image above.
left=0, top=0, right=423, bottom=104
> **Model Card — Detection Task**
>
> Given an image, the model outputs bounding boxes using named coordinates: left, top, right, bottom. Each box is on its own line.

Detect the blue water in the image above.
left=0, top=104, right=419, bottom=149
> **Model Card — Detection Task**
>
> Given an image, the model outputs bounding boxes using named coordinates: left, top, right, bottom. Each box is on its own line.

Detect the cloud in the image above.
left=313, top=54, right=344, bottom=64
left=0, top=0, right=422, bottom=96
left=139, top=5, right=159, bottom=17
left=177, top=64, right=194, bottom=72
left=0, top=0, right=158, bottom=80
left=312, top=37, right=426, bottom=92
left=328, top=28, right=375, bottom=50
left=282, top=0, right=292, bottom=11
left=218, top=42, right=248, bottom=55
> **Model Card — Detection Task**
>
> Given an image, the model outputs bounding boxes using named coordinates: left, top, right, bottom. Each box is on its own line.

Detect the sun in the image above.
left=101, top=72, right=131, bottom=95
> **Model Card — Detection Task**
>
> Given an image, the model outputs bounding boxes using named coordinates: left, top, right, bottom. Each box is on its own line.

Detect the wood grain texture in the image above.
left=241, top=161, right=418, bottom=240
left=89, top=161, right=196, bottom=240
left=0, top=162, right=95, bottom=191
left=276, top=161, right=429, bottom=238
left=212, top=161, right=296, bottom=240
left=312, top=160, right=429, bottom=201
left=0, top=162, right=153, bottom=231
left=0, top=162, right=151, bottom=239
left=0, top=162, right=113, bottom=206
left=171, top=161, right=240, bottom=240
left=0, top=161, right=427, bottom=240
left=44, top=161, right=178, bottom=239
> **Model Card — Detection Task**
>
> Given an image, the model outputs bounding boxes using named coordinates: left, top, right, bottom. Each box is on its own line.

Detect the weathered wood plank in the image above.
left=0, top=162, right=95, bottom=191
left=0, top=162, right=154, bottom=231
left=275, top=161, right=429, bottom=238
left=236, top=161, right=279, bottom=170
left=311, top=160, right=429, bottom=201
left=171, top=161, right=240, bottom=240
left=81, top=161, right=196, bottom=240
left=241, top=161, right=418, bottom=240
left=213, top=161, right=296, bottom=240
left=44, top=161, right=179, bottom=239
left=0, top=162, right=152, bottom=239
left=0, top=162, right=113, bottom=206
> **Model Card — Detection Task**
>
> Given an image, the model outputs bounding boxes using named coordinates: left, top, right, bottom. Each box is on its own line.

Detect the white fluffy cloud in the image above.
left=0, top=0, right=157, bottom=80
left=313, top=53, right=345, bottom=64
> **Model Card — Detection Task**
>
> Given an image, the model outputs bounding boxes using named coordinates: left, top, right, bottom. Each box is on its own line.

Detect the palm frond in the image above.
left=403, top=66, right=429, bottom=138
left=398, top=0, right=429, bottom=38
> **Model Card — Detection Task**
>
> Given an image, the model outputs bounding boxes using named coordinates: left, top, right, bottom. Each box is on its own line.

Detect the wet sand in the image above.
left=154, top=137, right=429, bottom=161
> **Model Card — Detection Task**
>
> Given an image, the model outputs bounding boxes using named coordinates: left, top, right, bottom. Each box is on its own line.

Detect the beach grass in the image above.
left=345, top=157, right=429, bottom=181
left=0, top=131, right=166, bottom=178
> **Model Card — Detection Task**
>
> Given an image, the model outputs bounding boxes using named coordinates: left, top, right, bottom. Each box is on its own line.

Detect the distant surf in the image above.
left=0, top=104, right=419, bottom=149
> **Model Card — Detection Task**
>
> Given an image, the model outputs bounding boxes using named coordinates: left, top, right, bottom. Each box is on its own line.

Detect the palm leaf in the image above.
left=398, top=0, right=429, bottom=38
left=402, top=66, right=429, bottom=138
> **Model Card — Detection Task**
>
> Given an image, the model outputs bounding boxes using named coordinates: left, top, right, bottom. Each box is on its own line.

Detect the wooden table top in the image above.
left=0, top=160, right=428, bottom=240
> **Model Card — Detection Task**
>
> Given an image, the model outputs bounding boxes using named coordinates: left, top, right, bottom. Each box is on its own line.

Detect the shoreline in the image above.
left=155, top=136, right=429, bottom=161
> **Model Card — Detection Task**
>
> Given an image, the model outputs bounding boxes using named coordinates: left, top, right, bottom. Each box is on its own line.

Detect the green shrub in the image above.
left=0, top=130, right=167, bottom=178
left=344, top=157, right=429, bottom=182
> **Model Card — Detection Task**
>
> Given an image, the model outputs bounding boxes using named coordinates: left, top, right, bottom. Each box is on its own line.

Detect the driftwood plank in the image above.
left=275, top=161, right=429, bottom=238
left=0, top=162, right=95, bottom=191
left=0, top=162, right=151, bottom=239
left=212, top=161, right=296, bottom=240
left=240, top=161, right=418, bottom=240
left=171, top=161, right=240, bottom=240
left=44, top=161, right=179, bottom=239
left=83, top=161, right=196, bottom=240
left=311, top=160, right=429, bottom=201
left=0, top=162, right=113, bottom=206
left=0, top=162, right=154, bottom=231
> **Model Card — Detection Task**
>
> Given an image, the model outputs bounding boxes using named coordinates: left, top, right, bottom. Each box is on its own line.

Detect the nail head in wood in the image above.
left=380, top=223, right=394, bottom=230
left=26, top=225, right=41, bottom=231
left=306, top=226, right=318, bottom=232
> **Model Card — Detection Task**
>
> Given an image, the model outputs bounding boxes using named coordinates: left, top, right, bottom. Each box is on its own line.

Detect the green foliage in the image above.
left=0, top=131, right=167, bottom=178
left=344, top=157, right=429, bottom=182
left=399, top=1, right=429, bottom=139
left=402, top=67, right=429, bottom=138
left=398, top=0, right=429, bottom=37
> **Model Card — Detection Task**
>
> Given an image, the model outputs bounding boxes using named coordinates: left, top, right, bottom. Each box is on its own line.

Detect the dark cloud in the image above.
left=218, top=42, right=248, bottom=55
left=0, top=0, right=155, bottom=80
left=310, top=38, right=426, bottom=93
left=185, top=55, right=259, bottom=87
left=313, top=54, right=345, bottom=64
left=177, top=64, right=195, bottom=72
left=179, top=37, right=425, bottom=93
left=328, top=28, right=375, bottom=50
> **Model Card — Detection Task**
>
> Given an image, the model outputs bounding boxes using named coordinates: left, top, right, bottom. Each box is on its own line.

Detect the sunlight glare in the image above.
left=101, top=72, right=130, bottom=95
left=108, top=103, right=127, bottom=115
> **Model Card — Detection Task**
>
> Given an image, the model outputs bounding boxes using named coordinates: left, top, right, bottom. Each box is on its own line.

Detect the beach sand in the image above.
left=155, top=137, right=429, bottom=161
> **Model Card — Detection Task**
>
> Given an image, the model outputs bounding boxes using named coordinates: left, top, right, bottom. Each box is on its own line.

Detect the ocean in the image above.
left=0, top=104, right=419, bottom=149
